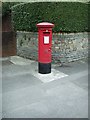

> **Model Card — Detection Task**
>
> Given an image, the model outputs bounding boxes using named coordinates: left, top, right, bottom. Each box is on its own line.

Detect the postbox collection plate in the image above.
left=44, top=36, right=49, bottom=44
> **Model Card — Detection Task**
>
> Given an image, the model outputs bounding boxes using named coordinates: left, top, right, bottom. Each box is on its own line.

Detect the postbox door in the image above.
left=39, top=31, right=52, bottom=63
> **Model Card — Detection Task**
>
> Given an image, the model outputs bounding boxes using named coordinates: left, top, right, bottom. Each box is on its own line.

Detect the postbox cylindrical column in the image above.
left=36, top=22, right=54, bottom=74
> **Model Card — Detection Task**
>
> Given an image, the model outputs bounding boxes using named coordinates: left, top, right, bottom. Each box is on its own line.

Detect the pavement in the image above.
left=1, top=56, right=88, bottom=118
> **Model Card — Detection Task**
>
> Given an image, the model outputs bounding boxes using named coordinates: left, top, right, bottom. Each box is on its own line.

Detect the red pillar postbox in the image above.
left=36, top=22, right=54, bottom=74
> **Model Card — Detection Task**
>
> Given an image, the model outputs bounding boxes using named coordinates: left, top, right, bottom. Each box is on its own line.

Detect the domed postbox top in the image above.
left=36, top=22, right=54, bottom=28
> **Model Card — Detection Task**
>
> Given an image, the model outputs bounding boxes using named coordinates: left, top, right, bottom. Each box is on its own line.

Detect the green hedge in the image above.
left=3, top=2, right=88, bottom=32
left=2, top=2, right=21, bottom=16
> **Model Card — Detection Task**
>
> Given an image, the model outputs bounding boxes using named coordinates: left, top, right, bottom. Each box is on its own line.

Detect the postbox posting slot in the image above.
left=43, top=32, right=50, bottom=34
left=43, top=32, right=50, bottom=44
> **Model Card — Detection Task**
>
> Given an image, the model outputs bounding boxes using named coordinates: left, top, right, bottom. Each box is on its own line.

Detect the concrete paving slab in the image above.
left=10, top=56, right=35, bottom=65
left=31, top=68, right=68, bottom=83
left=55, top=59, right=88, bottom=75
left=3, top=96, right=87, bottom=118
left=3, top=73, right=42, bottom=93
left=2, top=65, right=88, bottom=118
left=0, top=94, right=2, bottom=119
left=2, top=80, right=88, bottom=118
left=0, top=58, right=2, bottom=119
left=70, top=74, right=88, bottom=90
left=2, top=63, right=34, bottom=77
left=2, top=56, right=88, bottom=118
left=3, top=56, right=68, bottom=83
left=0, top=57, right=10, bottom=61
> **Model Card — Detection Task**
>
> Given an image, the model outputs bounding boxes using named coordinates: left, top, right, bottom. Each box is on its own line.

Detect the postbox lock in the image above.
left=48, top=48, right=51, bottom=51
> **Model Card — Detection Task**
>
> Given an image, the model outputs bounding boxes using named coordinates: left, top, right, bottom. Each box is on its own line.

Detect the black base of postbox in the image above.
left=38, top=62, right=51, bottom=74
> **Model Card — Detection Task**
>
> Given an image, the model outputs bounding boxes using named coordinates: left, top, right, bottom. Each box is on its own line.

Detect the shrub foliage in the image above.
left=2, top=2, right=88, bottom=32
left=2, top=2, right=19, bottom=16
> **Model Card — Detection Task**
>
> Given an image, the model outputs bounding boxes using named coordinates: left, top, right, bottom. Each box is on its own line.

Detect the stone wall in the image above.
left=16, top=31, right=88, bottom=63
